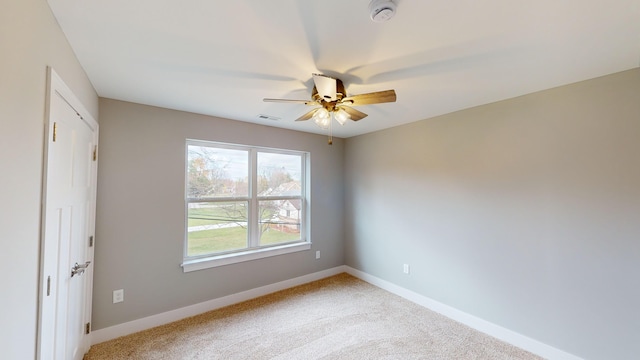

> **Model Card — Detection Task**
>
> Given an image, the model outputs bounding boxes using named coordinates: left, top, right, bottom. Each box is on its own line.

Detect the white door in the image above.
left=39, top=69, right=98, bottom=360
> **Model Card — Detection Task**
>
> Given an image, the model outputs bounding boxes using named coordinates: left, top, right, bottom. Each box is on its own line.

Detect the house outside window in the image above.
left=182, top=140, right=310, bottom=272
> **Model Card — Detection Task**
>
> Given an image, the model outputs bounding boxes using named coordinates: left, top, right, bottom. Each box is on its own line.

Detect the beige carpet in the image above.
left=85, top=273, right=543, bottom=359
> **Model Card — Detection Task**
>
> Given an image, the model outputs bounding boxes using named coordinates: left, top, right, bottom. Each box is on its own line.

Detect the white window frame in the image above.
left=181, top=140, right=311, bottom=272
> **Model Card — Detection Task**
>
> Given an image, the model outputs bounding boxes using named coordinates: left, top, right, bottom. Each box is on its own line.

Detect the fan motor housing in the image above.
left=312, top=78, right=346, bottom=105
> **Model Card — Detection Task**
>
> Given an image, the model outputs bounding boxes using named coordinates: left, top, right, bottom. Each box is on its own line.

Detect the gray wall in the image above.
left=0, top=0, right=98, bottom=359
left=344, top=69, right=640, bottom=360
left=93, top=99, right=344, bottom=330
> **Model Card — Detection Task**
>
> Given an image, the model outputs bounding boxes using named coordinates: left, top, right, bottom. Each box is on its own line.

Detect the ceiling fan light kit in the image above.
left=333, top=108, right=351, bottom=125
left=369, top=0, right=397, bottom=22
left=312, top=108, right=331, bottom=129
left=264, top=73, right=397, bottom=145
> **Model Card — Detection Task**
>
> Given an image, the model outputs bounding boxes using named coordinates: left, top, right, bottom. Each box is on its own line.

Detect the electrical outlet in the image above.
left=113, top=289, right=124, bottom=303
left=315, top=250, right=320, bottom=259
left=403, top=264, right=410, bottom=274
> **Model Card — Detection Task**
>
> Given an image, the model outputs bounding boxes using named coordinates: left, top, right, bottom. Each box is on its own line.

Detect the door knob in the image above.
left=71, top=261, right=91, bottom=278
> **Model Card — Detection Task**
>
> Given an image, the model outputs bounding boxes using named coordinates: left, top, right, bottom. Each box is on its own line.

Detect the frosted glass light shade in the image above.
left=313, top=108, right=331, bottom=129
left=334, top=108, right=351, bottom=125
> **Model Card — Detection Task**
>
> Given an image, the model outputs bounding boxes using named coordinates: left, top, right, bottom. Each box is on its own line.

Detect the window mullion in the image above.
left=249, top=149, right=259, bottom=248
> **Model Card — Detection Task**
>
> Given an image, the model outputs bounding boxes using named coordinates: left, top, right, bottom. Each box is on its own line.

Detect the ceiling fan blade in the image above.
left=341, top=89, right=396, bottom=106
left=312, top=74, right=337, bottom=101
left=295, top=108, right=319, bottom=121
left=340, top=106, right=368, bottom=121
left=263, top=98, right=318, bottom=106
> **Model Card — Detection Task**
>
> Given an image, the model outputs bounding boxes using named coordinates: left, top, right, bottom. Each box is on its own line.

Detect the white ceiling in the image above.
left=47, top=0, right=640, bottom=138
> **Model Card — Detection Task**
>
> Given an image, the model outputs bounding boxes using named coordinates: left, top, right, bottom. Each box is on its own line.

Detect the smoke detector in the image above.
left=369, top=0, right=397, bottom=22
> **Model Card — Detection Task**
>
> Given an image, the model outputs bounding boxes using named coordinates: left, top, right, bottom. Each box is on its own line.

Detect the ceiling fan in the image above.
left=264, top=74, right=397, bottom=144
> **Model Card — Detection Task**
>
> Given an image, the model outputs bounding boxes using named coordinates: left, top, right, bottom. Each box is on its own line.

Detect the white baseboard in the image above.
left=344, top=266, right=582, bottom=360
left=91, top=266, right=347, bottom=345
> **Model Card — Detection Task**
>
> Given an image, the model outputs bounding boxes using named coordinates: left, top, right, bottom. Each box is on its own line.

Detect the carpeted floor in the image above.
left=85, top=273, right=543, bottom=359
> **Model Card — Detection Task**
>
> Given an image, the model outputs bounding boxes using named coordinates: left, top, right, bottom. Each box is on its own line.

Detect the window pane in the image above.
left=259, top=200, right=301, bottom=246
left=257, top=152, right=301, bottom=196
left=187, top=201, right=248, bottom=256
left=187, top=145, right=248, bottom=198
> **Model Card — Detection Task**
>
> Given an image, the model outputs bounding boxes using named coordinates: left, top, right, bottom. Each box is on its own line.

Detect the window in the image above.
left=182, top=140, right=310, bottom=271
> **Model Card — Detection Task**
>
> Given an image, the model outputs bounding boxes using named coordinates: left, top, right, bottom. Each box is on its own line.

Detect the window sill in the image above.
left=181, top=242, right=311, bottom=273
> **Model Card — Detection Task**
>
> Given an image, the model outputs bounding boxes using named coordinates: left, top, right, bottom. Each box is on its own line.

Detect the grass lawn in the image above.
left=188, top=205, right=245, bottom=227
left=187, top=226, right=300, bottom=256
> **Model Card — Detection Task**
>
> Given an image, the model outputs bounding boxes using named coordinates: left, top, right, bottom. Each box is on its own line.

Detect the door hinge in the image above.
left=92, top=145, right=97, bottom=161
left=52, top=122, right=57, bottom=142
left=85, top=322, right=91, bottom=335
left=89, top=235, right=94, bottom=247
left=46, top=276, right=51, bottom=296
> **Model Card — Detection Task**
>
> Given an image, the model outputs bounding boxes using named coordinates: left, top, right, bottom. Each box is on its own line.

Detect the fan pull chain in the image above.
left=328, top=116, right=333, bottom=145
